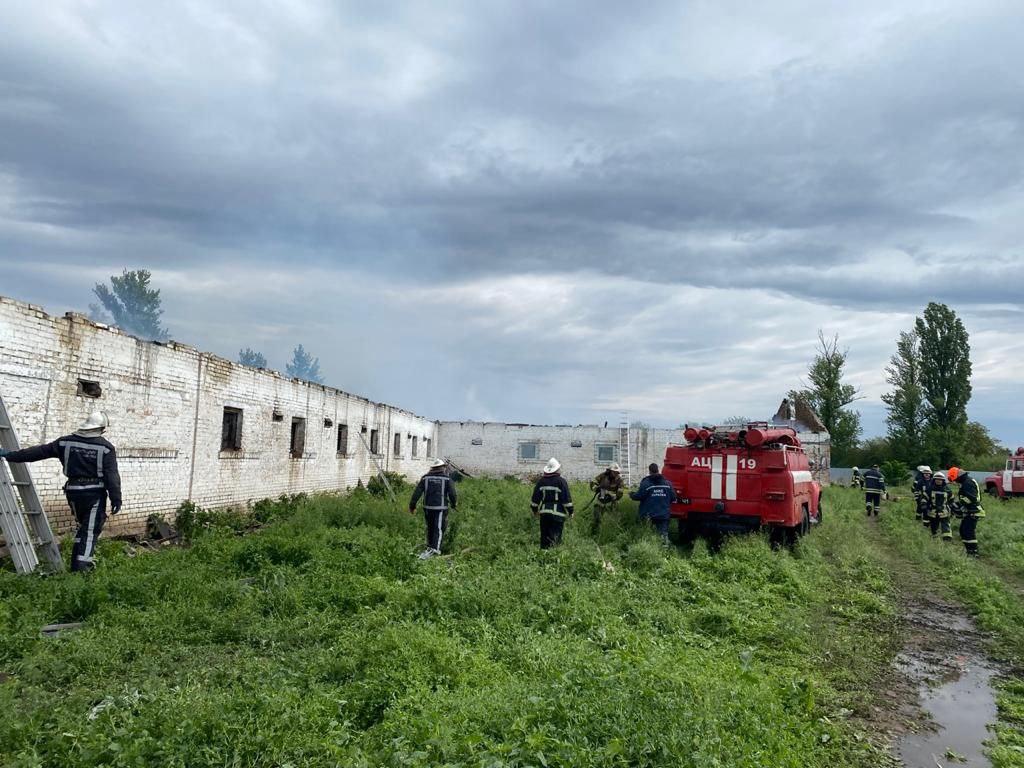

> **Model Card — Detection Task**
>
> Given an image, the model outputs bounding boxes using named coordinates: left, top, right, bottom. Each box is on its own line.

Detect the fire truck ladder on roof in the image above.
left=0, top=393, right=63, bottom=574
left=618, top=413, right=632, bottom=487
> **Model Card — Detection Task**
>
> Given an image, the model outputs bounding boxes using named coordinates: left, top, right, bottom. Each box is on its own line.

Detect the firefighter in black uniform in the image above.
left=0, top=411, right=121, bottom=572
left=948, top=467, right=984, bottom=557
left=863, top=464, right=886, bottom=516
left=531, top=458, right=574, bottom=549
left=926, top=470, right=954, bottom=541
left=409, top=458, right=457, bottom=559
left=912, top=465, right=932, bottom=520
left=851, top=467, right=864, bottom=489
left=589, top=462, right=624, bottom=534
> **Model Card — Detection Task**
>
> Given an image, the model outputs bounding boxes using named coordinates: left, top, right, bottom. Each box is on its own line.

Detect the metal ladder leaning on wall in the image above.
left=0, top=393, right=64, bottom=574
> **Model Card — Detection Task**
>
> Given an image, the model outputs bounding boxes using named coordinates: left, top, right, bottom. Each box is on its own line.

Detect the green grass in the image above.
left=0, top=481, right=910, bottom=767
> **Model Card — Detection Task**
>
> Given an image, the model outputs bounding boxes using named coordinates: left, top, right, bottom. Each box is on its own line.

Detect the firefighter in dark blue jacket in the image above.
left=863, top=464, right=886, bottom=516
left=926, top=471, right=954, bottom=541
left=630, top=463, right=677, bottom=543
left=912, top=465, right=932, bottom=520
left=531, top=458, right=574, bottom=549
left=0, top=411, right=121, bottom=572
left=409, top=458, right=457, bottom=559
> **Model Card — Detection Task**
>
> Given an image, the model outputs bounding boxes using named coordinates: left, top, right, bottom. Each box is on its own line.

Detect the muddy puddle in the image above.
left=895, top=601, right=999, bottom=768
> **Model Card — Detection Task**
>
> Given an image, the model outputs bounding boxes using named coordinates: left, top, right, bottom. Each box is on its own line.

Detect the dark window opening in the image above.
left=471, top=437, right=483, bottom=446
left=570, top=439, right=583, bottom=448
left=221, top=407, right=243, bottom=451
left=370, top=429, right=380, bottom=454
left=411, top=436, right=418, bottom=457
left=393, top=432, right=402, bottom=457
left=324, top=417, right=334, bottom=428
left=337, top=424, right=349, bottom=455
left=425, top=438, right=433, bottom=457
left=272, top=409, right=284, bottom=422
left=290, top=417, right=306, bottom=457
left=77, top=379, right=102, bottom=398
left=519, top=442, right=540, bottom=460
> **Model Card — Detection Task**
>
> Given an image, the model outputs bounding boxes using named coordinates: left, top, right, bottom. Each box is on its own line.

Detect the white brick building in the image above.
left=0, top=296, right=438, bottom=536
left=437, top=422, right=687, bottom=484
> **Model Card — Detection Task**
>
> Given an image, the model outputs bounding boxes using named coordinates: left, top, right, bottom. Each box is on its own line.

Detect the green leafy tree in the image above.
left=792, top=332, right=862, bottom=462
left=286, top=344, right=323, bottom=383
left=881, top=330, right=927, bottom=464
left=238, top=348, right=268, bottom=368
left=90, top=269, right=169, bottom=340
left=915, top=302, right=971, bottom=466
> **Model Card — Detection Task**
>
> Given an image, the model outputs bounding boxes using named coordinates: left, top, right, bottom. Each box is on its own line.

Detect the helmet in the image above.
left=851, top=466, right=859, bottom=472
left=608, top=462, right=621, bottom=473
left=544, top=457, right=561, bottom=474
left=933, top=471, right=946, bottom=482
left=75, top=411, right=109, bottom=437
left=921, top=465, right=932, bottom=474
left=916, top=465, right=926, bottom=472
left=947, top=467, right=961, bottom=482
left=430, top=458, right=446, bottom=469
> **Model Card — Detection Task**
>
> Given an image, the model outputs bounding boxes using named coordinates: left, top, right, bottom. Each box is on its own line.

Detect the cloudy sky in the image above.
left=1, top=1, right=1022, bottom=443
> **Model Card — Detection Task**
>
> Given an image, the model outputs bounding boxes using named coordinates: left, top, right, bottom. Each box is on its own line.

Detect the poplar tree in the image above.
left=881, top=330, right=926, bottom=463
left=915, top=302, right=972, bottom=466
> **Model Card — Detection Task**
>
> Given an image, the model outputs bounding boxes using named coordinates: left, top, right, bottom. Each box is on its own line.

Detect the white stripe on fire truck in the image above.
left=790, top=470, right=813, bottom=484
left=725, top=454, right=738, bottom=500
left=710, top=455, right=723, bottom=500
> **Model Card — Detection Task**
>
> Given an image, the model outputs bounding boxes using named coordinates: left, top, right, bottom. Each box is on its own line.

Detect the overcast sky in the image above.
left=1, top=1, right=1022, bottom=444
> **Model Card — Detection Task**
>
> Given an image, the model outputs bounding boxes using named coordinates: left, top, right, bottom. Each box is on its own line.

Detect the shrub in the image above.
left=881, top=459, right=910, bottom=486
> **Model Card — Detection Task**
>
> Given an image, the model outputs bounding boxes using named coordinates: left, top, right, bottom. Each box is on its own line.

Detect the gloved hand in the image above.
left=111, top=504, right=122, bottom=515
left=0, top=449, right=8, bottom=459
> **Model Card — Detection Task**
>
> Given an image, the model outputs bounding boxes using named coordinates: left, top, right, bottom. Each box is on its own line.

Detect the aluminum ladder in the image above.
left=618, top=413, right=632, bottom=486
left=0, top=393, right=63, bottom=574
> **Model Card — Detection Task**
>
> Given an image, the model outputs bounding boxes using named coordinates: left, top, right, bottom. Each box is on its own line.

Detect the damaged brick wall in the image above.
left=0, top=295, right=439, bottom=537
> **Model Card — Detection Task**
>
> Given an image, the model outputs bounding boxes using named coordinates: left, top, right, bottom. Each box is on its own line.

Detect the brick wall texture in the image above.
left=0, top=296, right=439, bottom=537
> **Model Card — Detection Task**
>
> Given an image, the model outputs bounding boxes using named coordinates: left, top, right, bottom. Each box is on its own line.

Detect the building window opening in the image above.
left=221, top=407, right=243, bottom=451
left=290, top=417, right=306, bottom=458
left=393, top=432, right=402, bottom=457
left=519, top=441, right=540, bottom=460
left=411, top=436, right=418, bottom=457
left=77, top=379, right=102, bottom=398
left=596, top=444, right=617, bottom=463
left=425, top=438, right=433, bottom=457
left=370, top=429, right=380, bottom=454
left=337, top=424, right=349, bottom=455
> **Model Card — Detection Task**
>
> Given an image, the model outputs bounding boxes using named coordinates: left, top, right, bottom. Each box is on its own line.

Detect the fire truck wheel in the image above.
left=677, top=520, right=698, bottom=547
left=986, top=484, right=999, bottom=497
left=800, top=505, right=811, bottom=537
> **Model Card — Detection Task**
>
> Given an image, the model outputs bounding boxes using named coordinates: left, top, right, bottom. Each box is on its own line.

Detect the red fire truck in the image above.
left=985, top=447, right=1024, bottom=499
left=661, top=423, right=823, bottom=546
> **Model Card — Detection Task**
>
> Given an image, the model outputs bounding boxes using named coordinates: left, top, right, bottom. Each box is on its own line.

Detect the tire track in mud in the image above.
left=861, top=515, right=1002, bottom=768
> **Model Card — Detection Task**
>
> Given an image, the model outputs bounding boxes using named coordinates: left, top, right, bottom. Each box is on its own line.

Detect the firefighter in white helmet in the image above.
left=0, top=411, right=121, bottom=572
left=409, top=458, right=457, bottom=559
left=912, top=465, right=933, bottom=520
left=531, top=458, right=574, bottom=549
left=926, top=471, right=954, bottom=541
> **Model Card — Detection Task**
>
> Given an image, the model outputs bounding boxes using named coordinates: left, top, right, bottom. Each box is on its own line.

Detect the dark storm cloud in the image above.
left=1, top=1, right=1022, bottom=441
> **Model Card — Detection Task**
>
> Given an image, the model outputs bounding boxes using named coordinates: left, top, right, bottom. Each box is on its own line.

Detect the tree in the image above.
left=238, top=348, right=268, bottom=368
left=90, top=269, right=169, bottom=340
left=963, top=421, right=1003, bottom=457
left=792, top=332, right=862, bottom=461
left=286, top=344, right=323, bottom=383
left=881, top=330, right=927, bottom=464
left=915, top=302, right=971, bottom=466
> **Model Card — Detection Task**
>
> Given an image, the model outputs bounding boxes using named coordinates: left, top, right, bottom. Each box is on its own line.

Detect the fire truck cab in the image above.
left=662, top=423, right=822, bottom=545
left=985, top=447, right=1024, bottom=499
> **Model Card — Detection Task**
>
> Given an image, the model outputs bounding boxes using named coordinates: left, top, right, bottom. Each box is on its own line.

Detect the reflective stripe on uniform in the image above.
left=58, top=440, right=109, bottom=477
left=540, top=509, right=567, bottom=518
